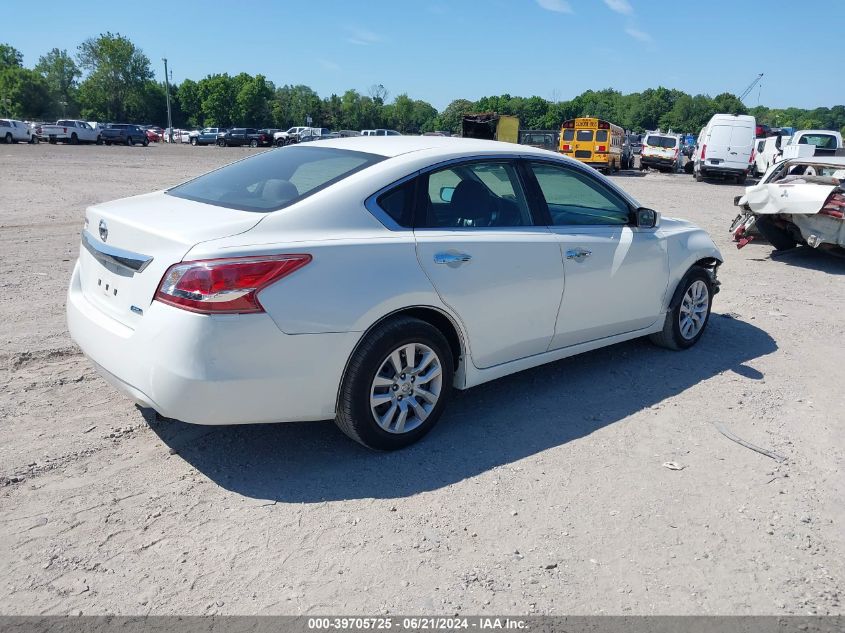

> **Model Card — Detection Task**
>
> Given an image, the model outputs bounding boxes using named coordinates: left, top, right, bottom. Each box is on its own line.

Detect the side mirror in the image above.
left=635, top=207, right=659, bottom=228
left=440, top=186, right=455, bottom=203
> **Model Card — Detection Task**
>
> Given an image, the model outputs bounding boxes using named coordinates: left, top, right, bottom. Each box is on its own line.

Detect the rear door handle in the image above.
left=434, top=252, right=472, bottom=265
left=565, top=248, right=592, bottom=262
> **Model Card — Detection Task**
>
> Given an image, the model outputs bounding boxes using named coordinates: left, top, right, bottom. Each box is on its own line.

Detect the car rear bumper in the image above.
left=700, top=164, right=747, bottom=176
left=641, top=156, right=677, bottom=168
left=67, top=260, right=358, bottom=425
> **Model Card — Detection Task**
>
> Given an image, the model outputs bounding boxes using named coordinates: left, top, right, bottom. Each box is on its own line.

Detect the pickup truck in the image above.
left=101, top=124, right=149, bottom=146
left=0, top=119, right=36, bottom=143
left=189, top=127, right=227, bottom=146
left=782, top=130, right=843, bottom=160
left=40, top=119, right=102, bottom=144
left=273, top=126, right=311, bottom=147
left=217, top=128, right=261, bottom=147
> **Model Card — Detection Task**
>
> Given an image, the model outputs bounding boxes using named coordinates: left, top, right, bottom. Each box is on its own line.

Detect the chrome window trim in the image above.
left=81, top=230, right=154, bottom=273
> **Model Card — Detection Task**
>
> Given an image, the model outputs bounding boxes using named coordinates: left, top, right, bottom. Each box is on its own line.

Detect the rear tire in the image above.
left=249, top=139, right=258, bottom=148
left=336, top=316, right=454, bottom=450
left=190, top=137, right=197, bottom=146
left=218, top=139, right=226, bottom=147
left=126, top=137, right=133, bottom=146
left=142, top=137, right=149, bottom=147
left=649, top=267, right=714, bottom=351
left=756, top=216, right=798, bottom=251
left=275, top=138, right=285, bottom=147
left=70, top=133, right=79, bottom=145
left=4, top=133, right=11, bottom=144
left=96, top=135, right=103, bottom=145
left=695, top=168, right=704, bottom=182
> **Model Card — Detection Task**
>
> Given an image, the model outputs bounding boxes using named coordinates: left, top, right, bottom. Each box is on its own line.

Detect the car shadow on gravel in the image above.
left=147, top=314, right=776, bottom=502
left=743, top=243, right=845, bottom=275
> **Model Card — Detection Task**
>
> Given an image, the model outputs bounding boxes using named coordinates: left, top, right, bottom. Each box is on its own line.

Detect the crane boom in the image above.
left=739, top=73, right=764, bottom=102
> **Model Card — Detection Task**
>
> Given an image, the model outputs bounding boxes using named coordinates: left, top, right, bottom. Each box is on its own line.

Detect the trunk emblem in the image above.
left=98, top=219, right=108, bottom=242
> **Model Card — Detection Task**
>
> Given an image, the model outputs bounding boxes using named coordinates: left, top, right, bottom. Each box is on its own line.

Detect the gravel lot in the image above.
left=1, top=143, right=843, bottom=616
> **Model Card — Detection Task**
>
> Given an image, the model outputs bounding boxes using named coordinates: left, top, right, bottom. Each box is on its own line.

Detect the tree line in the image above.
left=2, top=35, right=844, bottom=136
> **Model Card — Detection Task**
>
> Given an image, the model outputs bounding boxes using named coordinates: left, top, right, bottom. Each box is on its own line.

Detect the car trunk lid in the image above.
left=78, top=191, right=265, bottom=328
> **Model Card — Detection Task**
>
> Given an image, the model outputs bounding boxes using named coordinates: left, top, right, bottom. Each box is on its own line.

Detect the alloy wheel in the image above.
left=369, top=342, right=443, bottom=434
left=679, top=280, right=709, bottom=340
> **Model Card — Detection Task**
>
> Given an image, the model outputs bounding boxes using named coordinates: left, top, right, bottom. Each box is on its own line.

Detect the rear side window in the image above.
left=376, top=182, right=414, bottom=228
left=0, top=121, right=9, bottom=127
left=168, top=146, right=384, bottom=212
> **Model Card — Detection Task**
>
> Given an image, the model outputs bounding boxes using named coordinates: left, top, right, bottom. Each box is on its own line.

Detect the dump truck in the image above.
left=461, top=112, right=519, bottom=144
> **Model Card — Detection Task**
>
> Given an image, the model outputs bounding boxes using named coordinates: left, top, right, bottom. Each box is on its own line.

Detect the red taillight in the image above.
left=562, top=144, right=571, bottom=151
left=701, top=144, right=707, bottom=160
left=820, top=191, right=845, bottom=219
left=749, top=149, right=756, bottom=164
left=597, top=145, right=607, bottom=152
left=154, top=254, right=312, bottom=314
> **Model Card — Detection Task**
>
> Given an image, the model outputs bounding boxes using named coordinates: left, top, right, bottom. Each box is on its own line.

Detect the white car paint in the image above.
left=67, top=136, right=722, bottom=429
left=40, top=119, right=101, bottom=144
left=694, top=114, right=756, bottom=180
left=0, top=119, right=34, bottom=143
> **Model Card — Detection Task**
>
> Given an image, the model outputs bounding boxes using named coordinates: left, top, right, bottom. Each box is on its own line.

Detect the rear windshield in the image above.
left=797, top=134, right=837, bottom=149
left=576, top=130, right=593, bottom=142
left=167, top=146, right=384, bottom=212
left=644, top=135, right=677, bottom=148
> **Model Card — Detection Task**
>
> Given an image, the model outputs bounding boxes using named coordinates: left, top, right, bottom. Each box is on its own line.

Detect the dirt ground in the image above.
left=1, top=143, right=843, bottom=616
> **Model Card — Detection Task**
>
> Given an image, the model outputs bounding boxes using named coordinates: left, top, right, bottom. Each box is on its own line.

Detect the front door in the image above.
left=414, top=159, right=564, bottom=369
left=526, top=161, right=668, bottom=349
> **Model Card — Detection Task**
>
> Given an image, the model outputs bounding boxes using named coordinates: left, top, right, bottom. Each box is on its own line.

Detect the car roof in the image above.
left=785, top=156, right=845, bottom=166
left=309, top=135, right=561, bottom=158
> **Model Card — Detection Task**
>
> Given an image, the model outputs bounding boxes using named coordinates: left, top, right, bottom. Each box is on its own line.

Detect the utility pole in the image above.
left=162, top=57, right=173, bottom=143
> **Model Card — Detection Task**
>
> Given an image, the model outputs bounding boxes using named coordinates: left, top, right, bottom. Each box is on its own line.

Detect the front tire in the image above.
left=336, top=317, right=454, bottom=450
left=4, top=133, right=11, bottom=144
left=649, top=267, right=714, bottom=350
left=190, top=137, right=197, bottom=146
left=249, top=139, right=258, bottom=148
left=70, top=133, right=79, bottom=145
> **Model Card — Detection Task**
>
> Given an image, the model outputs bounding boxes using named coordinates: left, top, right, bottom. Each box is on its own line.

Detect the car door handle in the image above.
left=434, top=252, right=472, bottom=265
left=565, top=248, right=592, bottom=261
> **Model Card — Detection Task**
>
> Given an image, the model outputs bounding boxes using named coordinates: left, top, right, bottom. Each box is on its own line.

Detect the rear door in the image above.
left=414, top=159, right=564, bottom=369
left=708, top=123, right=754, bottom=171
left=573, top=121, right=595, bottom=163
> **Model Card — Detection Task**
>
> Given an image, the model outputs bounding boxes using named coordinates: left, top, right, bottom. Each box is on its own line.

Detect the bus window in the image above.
left=562, top=129, right=574, bottom=141
left=576, top=130, right=593, bottom=142
left=596, top=130, right=608, bottom=142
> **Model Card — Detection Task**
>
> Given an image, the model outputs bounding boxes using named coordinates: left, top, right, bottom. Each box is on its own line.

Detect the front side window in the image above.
left=421, top=161, right=532, bottom=228
left=530, top=163, right=630, bottom=226
left=167, top=146, right=384, bottom=212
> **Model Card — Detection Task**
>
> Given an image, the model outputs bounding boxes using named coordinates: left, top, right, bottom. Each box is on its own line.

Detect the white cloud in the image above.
left=536, top=0, right=573, bottom=14
left=625, top=26, right=653, bottom=43
left=604, top=0, right=634, bottom=15
left=345, top=27, right=381, bottom=46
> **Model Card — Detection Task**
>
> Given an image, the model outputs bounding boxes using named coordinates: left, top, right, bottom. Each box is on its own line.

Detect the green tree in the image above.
left=76, top=33, right=154, bottom=121
left=271, top=84, right=322, bottom=128
left=0, top=44, right=23, bottom=69
left=234, top=73, right=273, bottom=126
left=35, top=48, right=80, bottom=117
left=436, top=99, right=474, bottom=133
left=710, top=92, right=747, bottom=116
left=176, top=78, right=202, bottom=126
left=0, top=67, right=51, bottom=118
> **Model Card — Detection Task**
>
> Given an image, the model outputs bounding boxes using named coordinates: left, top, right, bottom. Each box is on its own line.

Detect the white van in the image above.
left=693, top=114, right=756, bottom=183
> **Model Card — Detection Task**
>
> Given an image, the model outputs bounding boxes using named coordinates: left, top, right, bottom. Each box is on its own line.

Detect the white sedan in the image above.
left=67, top=137, right=723, bottom=450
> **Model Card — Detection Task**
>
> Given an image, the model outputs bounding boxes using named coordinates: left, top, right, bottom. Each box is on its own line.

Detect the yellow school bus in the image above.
left=559, top=117, right=624, bottom=173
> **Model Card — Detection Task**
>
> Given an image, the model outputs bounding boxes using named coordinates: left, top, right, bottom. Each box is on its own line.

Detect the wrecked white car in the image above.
left=731, top=156, right=845, bottom=254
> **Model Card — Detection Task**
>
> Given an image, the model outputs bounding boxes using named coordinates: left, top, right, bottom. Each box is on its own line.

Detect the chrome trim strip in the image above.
left=81, top=230, right=154, bottom=273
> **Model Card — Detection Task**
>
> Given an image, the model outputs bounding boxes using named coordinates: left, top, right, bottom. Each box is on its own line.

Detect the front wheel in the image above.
left=249, top=139, right=258, bottom=148
left=649, top=268, right=714, bottom=350
left=126, top=137, right=133, bottom=146
left=275, top=138, right=285, bottom=147
left=217, top=139, right=226, bottom=147
left=4, top=133, right=12, bottom=144
left=336, top=317, right=454, bottom=450
left=190, top=137, right=197, bottom=146
left=70, top=133, right=79, bottom=145
left=142, top=137, right=149, bottom=147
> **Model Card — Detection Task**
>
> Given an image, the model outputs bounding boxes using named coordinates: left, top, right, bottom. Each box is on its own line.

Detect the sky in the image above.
left=5, top=0, right=843, bottom=111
